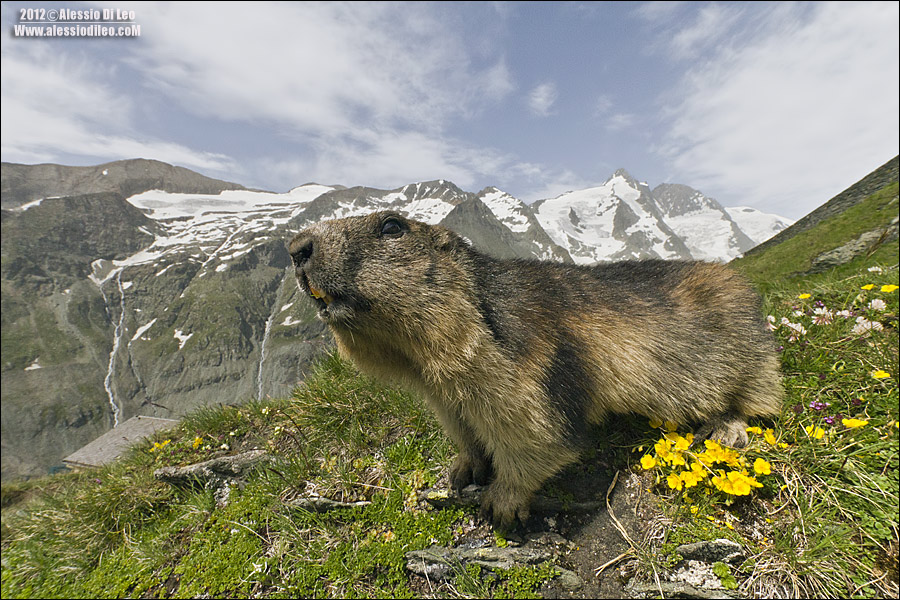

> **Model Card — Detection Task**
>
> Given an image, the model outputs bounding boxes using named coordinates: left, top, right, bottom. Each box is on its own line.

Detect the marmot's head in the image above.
left=288, top=212, right=471, bottom=330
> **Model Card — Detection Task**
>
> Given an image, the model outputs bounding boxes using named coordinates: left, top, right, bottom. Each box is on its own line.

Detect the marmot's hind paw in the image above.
left=694, top=412, right=749, bottom=448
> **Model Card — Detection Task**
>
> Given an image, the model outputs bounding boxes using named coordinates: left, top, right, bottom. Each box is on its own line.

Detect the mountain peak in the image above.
left=608, top=168, right=641, bottom=187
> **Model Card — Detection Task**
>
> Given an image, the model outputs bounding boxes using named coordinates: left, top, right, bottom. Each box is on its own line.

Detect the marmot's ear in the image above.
left=432, top=226, right=467, bottom=253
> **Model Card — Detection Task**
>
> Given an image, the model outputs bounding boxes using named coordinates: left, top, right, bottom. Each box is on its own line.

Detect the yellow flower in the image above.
left=860, top=284, right=875, bottom=290
left=871, top=370, right=891, bottom=379
left=763, top=429, right=777, bottom=446
left=649, top=417, right=663, bottom=429
left=690, top=505, right=699, bottom=515
left=669, top=451, right=687, bottom=467
left=655, top=438, right=673, bottom=462
left=151, top=439, right=171, bottom=453
left=804, top=425, right=825, bottom=439
left=681, top=470, right=702, bottom=488
left=711, top=472, right=738, bottom=495
left=725, top=522, right=735, bottom=530
left=640, top=454, right=657, bottom=470
left=666, top=431, right=693, bottom=452
left=714, top=470, right=762, bottom=496
left=753, top=457, right=772, bottom=475
left=667, top=472, right=683, bottom=491
left=746, top=426, right=763, bottom=435
left=664, top=420, right=679, bottom=432
left=778, top=442, right=790, bottom=449
left=841, top=418, right=869, bottom=428
left=192, top=436, right=203, bottom=449
left=690, top=461, right=709, bottom=479
left=798, top=293, right=811, bottom=299
left=703, top=439, right=722, bottom=452
left=881, top=284, right=899, bottom=293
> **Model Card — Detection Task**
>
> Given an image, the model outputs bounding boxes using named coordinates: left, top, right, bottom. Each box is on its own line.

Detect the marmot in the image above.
left=288, top=211, right=783, bottom=529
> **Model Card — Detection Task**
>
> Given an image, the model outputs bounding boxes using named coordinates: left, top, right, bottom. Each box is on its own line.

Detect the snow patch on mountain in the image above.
left=725, top=206, right=794, bottom=245
left=479, top=188, right=531, bottom=233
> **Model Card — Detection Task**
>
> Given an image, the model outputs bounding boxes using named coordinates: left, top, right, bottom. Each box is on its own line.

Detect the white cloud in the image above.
left=605, top=113, right=636, bottom=132
left=0, top=35, right=236, bottom=173
left=667, top=3, right=744, bottom=60
left=130, top=3, right=512, bottom=136
left=658, top=2, right=900, bottom=217
left=528, top=82, right=559, bottom=117
left=593, top=94, right=614, bottom=116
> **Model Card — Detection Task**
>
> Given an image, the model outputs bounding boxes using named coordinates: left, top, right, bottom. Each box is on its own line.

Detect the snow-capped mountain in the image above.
left=1, top=159, right=792, bottom=480
left=533, top=170, right=694, bottom=264
left=533, top=170, right=794, bottom=264
left=652, top=183, right=756, bottom=262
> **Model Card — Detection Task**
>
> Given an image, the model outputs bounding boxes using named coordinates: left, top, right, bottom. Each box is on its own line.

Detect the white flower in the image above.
left=792, top=310, right=805, bottom=318
left=836, top=310, right=853, bottom=318
left=868, top=299, right=887, bottom=312
left=812, top=307, right=833, bottom=326
left=785, top=321, right=807, bottom=341
left=766, top=315, right=777, bottom=331
left=868, top=266, right=883, bottom=273
left=852, top=317, right=884, bottom=335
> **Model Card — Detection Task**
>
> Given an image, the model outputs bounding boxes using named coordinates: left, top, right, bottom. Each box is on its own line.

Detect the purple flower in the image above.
left=814, top=300, right=826, bottom=308
left=777, top=346, right=784, bottom=352
left=792, top=403, right=804, bottom=414
left=852, top=398, right=863, bottom=407
left=824, top=416, right=835, bottom=425
left=818, top=373, right=827, bottom=381
left=809, top=401, right=830, bottom=412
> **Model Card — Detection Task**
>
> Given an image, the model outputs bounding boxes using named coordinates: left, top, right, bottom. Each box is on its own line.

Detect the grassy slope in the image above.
left=2, top=186, right=898, bottom=598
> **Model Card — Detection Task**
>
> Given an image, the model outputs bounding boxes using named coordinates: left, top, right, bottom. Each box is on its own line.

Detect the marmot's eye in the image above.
left=381, top=219, right=403, bottom=237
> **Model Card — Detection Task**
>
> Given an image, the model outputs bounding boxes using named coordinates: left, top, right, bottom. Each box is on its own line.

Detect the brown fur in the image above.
left=288, top=211, right=783, bottom=529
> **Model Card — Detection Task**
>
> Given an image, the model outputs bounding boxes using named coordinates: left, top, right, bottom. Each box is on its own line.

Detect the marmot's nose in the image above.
left=289, top=236, right=314, bottom=267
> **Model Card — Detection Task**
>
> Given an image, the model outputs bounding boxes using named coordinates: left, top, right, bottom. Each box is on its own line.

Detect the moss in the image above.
left=495, top=562, right=560, bottom=599
left=173, top=486, right=272, bottom=598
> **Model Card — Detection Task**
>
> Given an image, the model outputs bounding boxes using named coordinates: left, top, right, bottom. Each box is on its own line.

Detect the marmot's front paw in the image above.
left=479, top=484, right=530, bottom=532
left=694, top=413, right=750, bottom=448
left=449, top=452, right=492, bottom=491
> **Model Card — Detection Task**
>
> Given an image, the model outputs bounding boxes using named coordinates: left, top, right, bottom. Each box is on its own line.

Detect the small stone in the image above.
left=676, top=538, right=745, bottom=565
left=554, top=567, right=583, bottom=591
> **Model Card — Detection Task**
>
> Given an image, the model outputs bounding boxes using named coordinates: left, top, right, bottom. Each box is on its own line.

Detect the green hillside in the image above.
left=731, top=181, right=898, bottom=291
left=2, top=177, right=898, bottom=598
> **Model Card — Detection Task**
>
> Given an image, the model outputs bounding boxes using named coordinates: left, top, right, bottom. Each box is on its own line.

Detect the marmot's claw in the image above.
left=480, top=486, right=529, bottom=532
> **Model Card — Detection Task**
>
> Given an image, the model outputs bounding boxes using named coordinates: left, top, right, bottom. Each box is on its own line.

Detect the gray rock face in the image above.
left=808, top=216, right=899, bottom=274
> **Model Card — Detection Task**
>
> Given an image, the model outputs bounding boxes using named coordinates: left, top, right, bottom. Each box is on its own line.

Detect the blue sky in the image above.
left=1, top=1, right=897, bottom=219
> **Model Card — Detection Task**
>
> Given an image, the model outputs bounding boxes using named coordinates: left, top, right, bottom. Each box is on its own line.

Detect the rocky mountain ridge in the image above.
left=1, top=159, right=791, bottom=479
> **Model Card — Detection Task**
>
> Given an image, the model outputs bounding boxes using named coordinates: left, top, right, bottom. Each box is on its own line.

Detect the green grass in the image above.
left=1, top=351, right=560, bottom=599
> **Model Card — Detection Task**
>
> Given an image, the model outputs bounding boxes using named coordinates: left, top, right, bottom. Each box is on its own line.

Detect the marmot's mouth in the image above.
left=300, top=271, right=336, bottom=313
left=308, top=282, right=333, bottom=306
